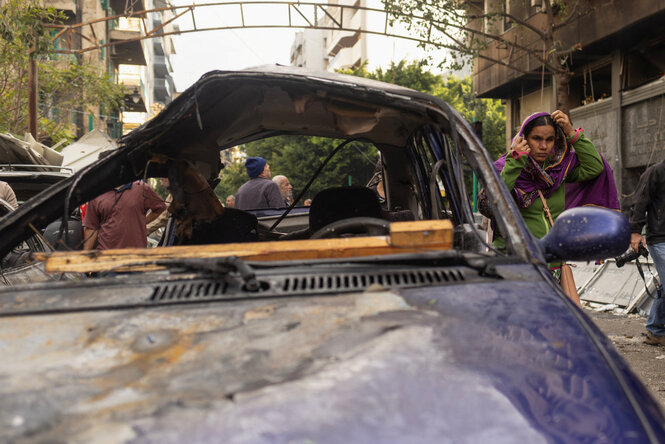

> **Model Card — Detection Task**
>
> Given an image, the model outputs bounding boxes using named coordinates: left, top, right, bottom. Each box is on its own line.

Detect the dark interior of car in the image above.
left=149, top=126, right=485, bottom=252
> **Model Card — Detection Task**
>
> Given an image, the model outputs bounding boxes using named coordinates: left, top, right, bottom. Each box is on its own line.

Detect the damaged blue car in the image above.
left=0, top=66, right=662, bottom=443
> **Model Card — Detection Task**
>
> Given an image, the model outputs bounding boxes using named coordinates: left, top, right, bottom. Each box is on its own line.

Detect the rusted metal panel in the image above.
left=2, top=274, right=662, bottom=442
left=0, top=289, right=425, bottom=442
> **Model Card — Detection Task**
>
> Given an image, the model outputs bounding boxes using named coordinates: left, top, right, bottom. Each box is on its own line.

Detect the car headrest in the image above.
left=309, top=186, right=385, bottom=232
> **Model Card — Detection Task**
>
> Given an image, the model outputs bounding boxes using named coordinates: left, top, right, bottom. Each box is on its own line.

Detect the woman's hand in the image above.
left=551, top=110, right=575, bottom=138
left=511, top=136, right=530, bottom=157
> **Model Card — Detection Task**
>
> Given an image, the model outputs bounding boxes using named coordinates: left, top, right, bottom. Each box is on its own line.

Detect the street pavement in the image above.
left=586, top=309, right=665, bottom=409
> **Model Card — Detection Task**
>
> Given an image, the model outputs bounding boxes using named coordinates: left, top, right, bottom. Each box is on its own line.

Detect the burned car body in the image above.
left=0, top=66, right=663, bottom=442
left=0, top=164, right=72, bottom=204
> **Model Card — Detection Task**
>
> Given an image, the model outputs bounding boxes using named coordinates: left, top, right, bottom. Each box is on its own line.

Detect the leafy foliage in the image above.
left=214, top=160, right=253, bottom=203
left=0, top=0, right=123, bottom=144
left=432, top=75, right=506, bottom=160
left=214, top=139, right=378, bottom=205
left=341, top=59, right=441, bottom=92
left=38, top=61, right=124, bottom=143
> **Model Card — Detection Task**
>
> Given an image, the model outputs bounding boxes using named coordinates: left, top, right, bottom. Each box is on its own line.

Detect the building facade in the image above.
left=45, top=0, right=177, bottom=138
left=291, top=0, right=455, bottom=74
left=290, top=29, right=327, bottom=71
left=471, top=0, right=665, bottom=197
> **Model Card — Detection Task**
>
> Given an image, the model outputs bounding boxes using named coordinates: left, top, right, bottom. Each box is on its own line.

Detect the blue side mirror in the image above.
left=539, top=207, right=630, bottom=262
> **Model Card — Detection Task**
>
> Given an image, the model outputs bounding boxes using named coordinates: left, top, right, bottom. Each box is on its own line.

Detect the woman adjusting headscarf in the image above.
left=486, top=110, right=620, bottom=248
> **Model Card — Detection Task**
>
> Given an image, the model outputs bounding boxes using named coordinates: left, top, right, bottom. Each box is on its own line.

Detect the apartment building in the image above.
left=290, top=29, right=327, bottom=71
left=470, top=0, right=665, bottom=196
left=291, top=0, right=455, bottom=75
left=322, top=0, right=366, bottom=71
left=115, top=0, right=178, bottom=134
left=45, top=0, right=177, bottom=137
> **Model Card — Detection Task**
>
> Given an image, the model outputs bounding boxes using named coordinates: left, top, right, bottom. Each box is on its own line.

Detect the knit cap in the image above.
left=245, top=157, right=267, bottom=178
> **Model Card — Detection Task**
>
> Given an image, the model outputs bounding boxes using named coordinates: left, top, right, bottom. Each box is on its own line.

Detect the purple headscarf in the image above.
left=494, top=112, right=619, bottom=210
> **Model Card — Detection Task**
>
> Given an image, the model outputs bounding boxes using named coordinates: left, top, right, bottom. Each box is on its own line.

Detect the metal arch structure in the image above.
left=46, top=1, right=458, bottom=55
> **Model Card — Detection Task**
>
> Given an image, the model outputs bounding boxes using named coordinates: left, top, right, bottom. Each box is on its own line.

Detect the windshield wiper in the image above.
left=153, top=256, right=260, bottom=291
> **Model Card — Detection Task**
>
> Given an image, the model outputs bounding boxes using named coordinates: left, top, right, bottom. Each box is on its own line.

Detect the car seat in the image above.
left=309, top=186, right=386, bottom=233
left=184, top=208, right=258, bottom=245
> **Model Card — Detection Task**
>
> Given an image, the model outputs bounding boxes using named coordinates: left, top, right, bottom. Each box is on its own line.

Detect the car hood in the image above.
left=1, top=267, right=662, bottom=443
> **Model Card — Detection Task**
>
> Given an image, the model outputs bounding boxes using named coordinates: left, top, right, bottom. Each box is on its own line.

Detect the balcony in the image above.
left=153, top=55, right=172, bottom=77
left=153, top=77, right=173, bottom=104
left=328, top=44, right=363, bottom=71
left=153, top=40, right=164, bottom=56
left=326, top=7, right=363, bottom=57
left=327, top=30, right=360, bottom=58
left=110, top=17, right=146, bottom=65
left=122, top=84, right=147, bottom=113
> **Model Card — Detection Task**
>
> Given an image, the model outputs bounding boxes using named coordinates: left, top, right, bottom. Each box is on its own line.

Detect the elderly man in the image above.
left=272, top=175, right=293, bottom=206
left=225, top=195, right=235, bottom=208
left=235, top=157, right=284, bottom=210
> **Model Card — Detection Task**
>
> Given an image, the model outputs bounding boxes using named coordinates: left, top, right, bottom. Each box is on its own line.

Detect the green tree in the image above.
left=0, top=0, right=123, bottom=144
left=244, top=136, right=377, bottom=203
left=214, top=160, right=250, bottom=203
left=342, top=59, right=441, bottom=92
left=432, top=75, right=505, bottom=159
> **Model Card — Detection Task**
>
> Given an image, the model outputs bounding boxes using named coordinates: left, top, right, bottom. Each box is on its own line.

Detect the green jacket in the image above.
left=495, top=133, right=603, bottom=248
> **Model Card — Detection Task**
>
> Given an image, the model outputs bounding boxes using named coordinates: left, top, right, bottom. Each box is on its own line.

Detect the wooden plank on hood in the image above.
left=34, top=220, right=453, bottom=273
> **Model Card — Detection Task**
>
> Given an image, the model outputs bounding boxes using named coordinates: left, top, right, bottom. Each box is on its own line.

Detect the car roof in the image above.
left=119, top=65, right=452, bottom=164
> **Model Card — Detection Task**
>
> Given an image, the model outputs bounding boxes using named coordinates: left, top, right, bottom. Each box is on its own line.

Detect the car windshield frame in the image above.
left=0, top=66, right=542, bottom=268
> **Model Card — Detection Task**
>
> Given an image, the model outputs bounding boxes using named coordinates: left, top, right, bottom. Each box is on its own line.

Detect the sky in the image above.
left=168, top=0, right=453, bottom=92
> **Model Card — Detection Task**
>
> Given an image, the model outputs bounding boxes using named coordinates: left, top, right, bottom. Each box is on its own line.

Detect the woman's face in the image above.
left=526, top=124, right=555, bottom=165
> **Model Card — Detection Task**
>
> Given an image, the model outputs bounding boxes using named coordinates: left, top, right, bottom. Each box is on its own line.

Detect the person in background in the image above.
left=272, top=175, right=294, bottom=206
left=235, top=157, right=284, bottom=210
left=484, top=110, right=618, bottom=247
left=304, top=198, right=312, bottom=206
left=479, top=110, right=619, bottom=305
left=0, top=180, right=17, bottom=209
left=83, top=180, right=166, bottom=250
left=366, top=159, right=386, bottom=208
left=147, top=178, right=172, bottom=236
left=629, top=160, right=665, bottom=346
left=226, top=195, right=235, bottom=208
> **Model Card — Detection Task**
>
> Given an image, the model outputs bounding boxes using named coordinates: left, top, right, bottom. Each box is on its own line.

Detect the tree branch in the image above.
left=553, top=42, right=582, bottom=56
left=436, top=27, right=535, bottom=76
left=432, top=22, right=556, bottom=71
left=552, top=1, right=591, bottom=31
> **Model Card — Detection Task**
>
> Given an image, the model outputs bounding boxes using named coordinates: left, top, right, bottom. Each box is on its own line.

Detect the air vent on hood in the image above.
left=149, top=267, right=468, bottom=302
left=281, top=268, right=464, bottom=293
left=151, top=281, right=230, bottom=301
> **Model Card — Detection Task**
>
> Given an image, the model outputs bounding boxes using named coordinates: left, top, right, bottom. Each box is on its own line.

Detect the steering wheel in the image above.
left=310, top=217, right=390, bottom=239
